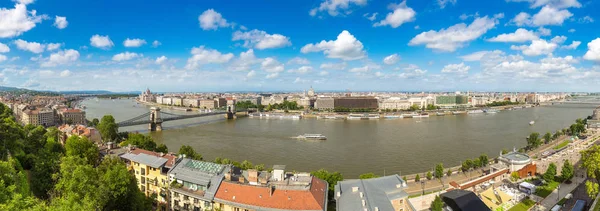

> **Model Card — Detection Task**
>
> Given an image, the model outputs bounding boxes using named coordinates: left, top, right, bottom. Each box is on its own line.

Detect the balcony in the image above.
left=170, top=183, right=206, bottom=199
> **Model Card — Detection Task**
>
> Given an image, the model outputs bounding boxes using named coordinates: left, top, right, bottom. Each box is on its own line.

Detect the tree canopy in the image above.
left=359, top=173, right=379, bottom=179
left=97, top=115, right=119, bottom=142
left=178, top=145, right=203, bottom=160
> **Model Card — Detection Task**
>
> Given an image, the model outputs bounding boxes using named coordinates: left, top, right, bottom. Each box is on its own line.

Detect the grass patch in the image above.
left=408, top=190, right=439, bottom=198
left=508, top=199, right=536, bottom=211
left=557, top=197, right=567, bottom=205
left=535, top=181, right=560, bottom=198
left=553, top=140, right=570, bottom=150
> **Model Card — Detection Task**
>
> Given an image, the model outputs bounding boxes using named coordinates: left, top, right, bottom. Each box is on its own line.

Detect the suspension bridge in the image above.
left=116, top=101, right=244, bottom=131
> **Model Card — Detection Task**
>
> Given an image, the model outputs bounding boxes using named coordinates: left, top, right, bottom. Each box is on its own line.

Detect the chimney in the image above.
left=248, top=169, right=258, bottom=184
left=270, top=185, right=275, bottom=197
left=225, top=173, right=231, bottom=181
left=239, top=176, right=245, bottom=183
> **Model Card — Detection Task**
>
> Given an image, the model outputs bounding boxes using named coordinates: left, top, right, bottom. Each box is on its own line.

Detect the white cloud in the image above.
left=54, top=16, right=67, bottom=29
left=14, top=39, right=44, bottom=53
left=0, top=42, right=9, bottom=53
left=246, top=70, right=256, bottom=78
left=301, top=30, right=366, bottom=60
left=13, top=0, right=35, bottom=5
left=383, top=54, right=400, bottom=65
left=506, top=0, right=581, bottom=9
left=0, top=55, right=6, bottom=63
left=0, top=3, right=43, bottom=38
left=287, top=57, right=311, bottom=65
left=155, top=56, right=168, bottom=65
left=320, top=62, right=347, bottom=70
left=399, top=65, right=427, bottom=78
left=152, top=40, right=161, bottom=48
left=261, top=57, right=284, bottom=73
left=510, top=39, right=558, bottom=56
left=229, top=49, right=262, bottom=71
left=373, top=1, right=416, bottom=28
left=583, top=38, right=600, bottom=62
left=460, top=50, right=502, bottom=61
left=487, top=28, right=539, bottom=43
left=579, top=16, right=594, bottom=23
left=349, top=64, right=381, bottom=73
left=409, top=15, right=500, bottom=52
left=266, top=72, right=279, bottom=79
left=41, top=49, right=79, bottom=67
left=60, top=70, right=71, bottom=77
left=232, top=29, right=291, bottom=49
left=568, top=29, right=575, bottom=33
left=112, top=52, right=140, bottom=61
left=198, top=9, right=229, bottom=30
left=550, top=35, right=567, bottom=44
left=90, top=35, right=114, bottom=49
left=513, top=6, right=573, bottom=26
left=319, top=71, right=329, bottom=76
left=46, top=43, right=61, bottom=51
left=185, top=46, right=234, bottom=69
left=363, top=13, right=377, bottom=21
left=437, top=0, right=457, bottom=8
left=309, top=0, right=367, bottom=17
left=442, top=62, right=470, bottom=74
left=561, top=41, right=581, bottom=50
left=123, top=38, right=147, bottom=47
left=288, top=66, right=313, bottom=74
left=537, top=27, right=551, bottom=36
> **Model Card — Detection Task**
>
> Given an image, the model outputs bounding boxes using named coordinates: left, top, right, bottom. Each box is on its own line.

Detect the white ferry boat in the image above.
left=347, top=114, right=363, bottom=120
left=295, top=134, right=327, bottom=140
left=484, top=109, right=499, bottom=114
left=467, top=110, right=484, bottom=114
left=452, top=111, right=466, bottom=115
left=414, top=113, right=430, bottom=118
left=436, top=112, right=446, bottom=116
left=529, top=121, right=535, bottom=125
left=384, top=115, right=402, bottom=119
left=401, top=113, right=418, bottom=118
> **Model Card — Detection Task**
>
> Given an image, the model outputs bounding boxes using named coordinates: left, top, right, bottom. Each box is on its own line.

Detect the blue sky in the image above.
left=0, top=0, right=599, bottom=92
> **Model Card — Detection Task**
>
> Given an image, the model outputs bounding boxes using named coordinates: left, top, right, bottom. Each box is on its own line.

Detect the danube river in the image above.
left=82, top=98, right=596, bottom=177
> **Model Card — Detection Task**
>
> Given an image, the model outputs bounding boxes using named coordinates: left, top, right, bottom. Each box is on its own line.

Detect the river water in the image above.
left=82, top=98, right=596, bottom=177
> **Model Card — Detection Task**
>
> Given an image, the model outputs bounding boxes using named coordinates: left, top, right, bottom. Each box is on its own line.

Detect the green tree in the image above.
left=31, top=138, right=64, bottom=199
left=586, top=181, right=599, bottom=199
left=581, top=145, right=600, bottom=198
left=473, top=158, right=482, bottom=168
left=214, top=157, right=222, bottom=164
left=120, top=133, right=157, bottom=152
left=527, top=132, right=542, bottom=150
left=430, top=195, right=443, bottom=211
left=561, top=159, right=574, bottom=182
left=415, top=174, right=420, bottom=182
left=543, top=162, right=557, bottom=182
left=543, top=132, right=552, bottom=144
left=90, top=118, right=99, bottom=127
left=501, top=149, right=509, bottom=155
left=435, top=163, right=444, bottom=180
left=97, top=115, right=118, bottom=142
left=65, top=136, right=99, bottom=166
left=155, top=144, right=168, bottom=153
left=510, top=171, right=520, bottom=182
left=240, top=160, right=253, bottom=170
left=359, top=173, right=379, bottom=179
left=403, top=176, right=408, bottom=182
left=462, top=159, right=473, bottom=172
left=254, top=164, right=265, bottom=171
left=311, top=169, right=343, bottom=200
left=426, top=171, right=433, bottom=180
left=479, top=154, right=489, bottom=167
left=447, top=169, right=452, bottom=177
left=178, top=145, right=203, bottom=160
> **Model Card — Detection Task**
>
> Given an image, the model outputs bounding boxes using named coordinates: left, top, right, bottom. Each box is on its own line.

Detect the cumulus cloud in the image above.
left=46, top=43, right=61, bottom=51
left=373, top=1, right=416, bottom=28
left=437, top=0, right=457, bottom=9
left=442, top=62, right=470, bottom=74
left=41, top=49, right=79, bottom=67
left=90, top=35, right=114, bottom=49
left=309, top=0, right=367, bottom=17
left=60, top=70, right=71, bottom=77
left=561, top=41, right=581, bottom=50
left=349, top=64, right=381, bottom=73
left=579, top=16, right=594, bottom=23
left=266, top=72, right=279, bottom=79
left=287, top=57, right=310, bottom=65
left=0, top=42, right=10, bottom=53
left=246, top=70, right=256, bottom=78
left=550, top=35, right=567, bottom=44
left=155, top=56, right=168, bottom=65
left=261, top=57, right=285, bottom=73
left=383, top=54, right=400, bottom=65
left=14, top=39, right=45, bottom=53
left=152, top=40, right=161, bottom=48
left=460, top=50, right=504, bottom=61
left=112, top=52, right=140, bottom=61
left=232, top=29, right=291, bottom=49
left=320, top=62, right=347, bottom=70
left=506, top=0, right=581, bottom=9
left=185, top=46, right=234, bottom=69
left=123, top=38, right=147, bottom=47
left=487, top=28, right=539, bottom=42
left=54, top=16, right=67, bottom=29
left=363, top=13, right=377, bottom=21
left=409, top=15, right=501, bottom=52
left=583, top=38, right=600, bottom=62
left=288, top=66, right=313, bottom=74
left=229, top=49, right=262, bottom=71
left=0, top=55, right=7, bottom=63
left=510, top=39, right=557, bottom=56
left=301, top=30, right=366, bottom=60
left=0, top=4, right=43, bottom=38
left=537, top=27, right=551, bottom=36
left=511, top=6, right=573, bottom=26
left=399, top=65, right=427, bottom=78
left=199, top=9, right=229, bottom=30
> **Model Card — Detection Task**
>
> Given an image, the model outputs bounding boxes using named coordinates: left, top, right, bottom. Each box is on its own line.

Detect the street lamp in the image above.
left=557, top=184, right=560, bottom=201
left=421, top=181, right=426, bottom=196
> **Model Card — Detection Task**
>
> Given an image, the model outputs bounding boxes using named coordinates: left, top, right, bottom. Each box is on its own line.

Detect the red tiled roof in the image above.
left=129, top=148, right=177, bottom=168
left=215, top=177, right=327, bottom=211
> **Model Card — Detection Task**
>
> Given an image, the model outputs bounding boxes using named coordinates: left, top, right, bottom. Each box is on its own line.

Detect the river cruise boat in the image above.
left=401, top=112, right=418, bottom=118
left=383, top=115, right=402, bottom=119
left=348, top=113, right=379, bottom=120
left=484, top=109, right=499, bottom=114
left=452, top=111, right=467, bottom=115
left=436, top=112, right=446, bottom=116
left=295, top=134, right=327, bottom=140
left=467, top=110, right=484, bottom=114
left=529, top=121, right=535, bottom=125
left=414, top=113, right=430, bottom=118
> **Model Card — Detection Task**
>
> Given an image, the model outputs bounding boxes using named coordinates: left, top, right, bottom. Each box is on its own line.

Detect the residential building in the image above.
left=58, top=108, right=86, bottom=125
left=315, top=97, right=378, bottom=110
left=334, top=174, right=414, bottom=211
left=120, top=148, right=179, bottom=204
left=183, top=98, right=200, bottom=108
left=199, top=99, right=217, bottom=109
left=168, top=158, right=228, bottom=211
left=21, top=107, right=55, bottom=127
left=315, top=97, right=334, bottom=110
left=379, top=97, right=410, bottom=110
left=213, top=165, right=328, bottom=211
left=172, top=97, right=183, bottom=106
left=57, top=124, right=101, bottom=144
left=261, top=95, right=287, bottom=106
left=216, top=98, right=227, bottom=108
left=435, top=95, right=469, bottom=108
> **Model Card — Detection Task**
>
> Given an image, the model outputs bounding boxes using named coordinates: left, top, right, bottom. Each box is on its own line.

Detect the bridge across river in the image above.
left=117, top=101, right=244, bottom=131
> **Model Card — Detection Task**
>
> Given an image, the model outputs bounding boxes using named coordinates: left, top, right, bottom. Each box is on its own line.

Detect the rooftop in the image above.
left=184, top=159, right=224, bottom=175
left=500, top=152, right=531, bottom=161
left=121, top=153, right=168, bottom=169
left=334, top=175, right=410, bottom=211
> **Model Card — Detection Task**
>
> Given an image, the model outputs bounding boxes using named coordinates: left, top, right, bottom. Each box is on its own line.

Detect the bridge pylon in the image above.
left=226, top=99, right=236, bottom=119
left=149, top=107, right=163, bottom=131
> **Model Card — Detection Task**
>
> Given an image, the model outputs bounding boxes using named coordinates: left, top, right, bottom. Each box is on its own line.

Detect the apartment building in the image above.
left=120, top=148, right=178, bottom=204
left=168, top=158, right=229, bottom=211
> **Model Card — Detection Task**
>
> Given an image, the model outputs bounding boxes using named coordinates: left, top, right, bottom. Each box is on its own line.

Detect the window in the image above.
left=234, top=208, right=240, bottom=211
left=174, top=192, right=179, bottom=197
left=194, top=198, right=199, bottom=203
left=141, top=168, right=146, bottom=175
left=184, top=195, right=189, bottom=201
left=184, top=203, right=190, bottom=209
left=141, top=177, right=145, bottom=184
left=193, top=207, right=200, bottom=211
left=141, top=185, right=145, bottom=192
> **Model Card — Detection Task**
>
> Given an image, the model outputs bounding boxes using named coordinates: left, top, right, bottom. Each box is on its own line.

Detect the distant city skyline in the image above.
left=0, top=0, right=599, bottom=92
